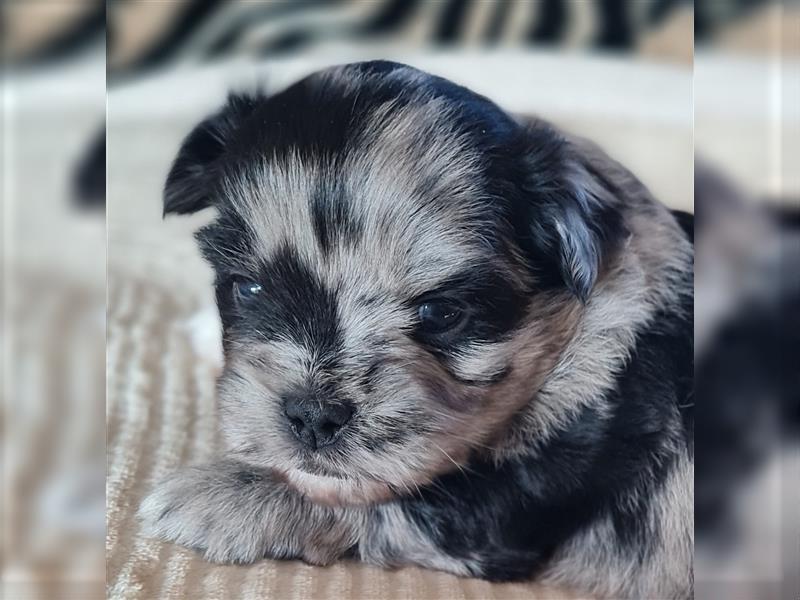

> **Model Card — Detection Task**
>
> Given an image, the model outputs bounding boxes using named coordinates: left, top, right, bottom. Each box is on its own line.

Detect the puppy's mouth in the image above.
left=282, top=467, right=395, bottom=506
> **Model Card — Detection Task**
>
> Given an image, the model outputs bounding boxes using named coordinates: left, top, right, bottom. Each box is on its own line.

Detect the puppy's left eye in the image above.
left=233, top=280, right=263, bottom=301
left=418, top=300, right=464, bottom=334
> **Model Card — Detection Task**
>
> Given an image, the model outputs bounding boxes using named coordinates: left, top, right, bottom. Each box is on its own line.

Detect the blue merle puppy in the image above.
left=140, top=61, right=693, bottom=599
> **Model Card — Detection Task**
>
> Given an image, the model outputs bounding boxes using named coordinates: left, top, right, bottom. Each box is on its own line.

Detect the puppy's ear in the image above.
left=163, top=92, right=260, bottom=216
left=519, top=122, right=626, bottom=302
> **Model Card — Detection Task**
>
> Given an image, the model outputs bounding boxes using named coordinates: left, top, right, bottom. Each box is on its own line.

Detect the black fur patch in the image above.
left=310, top=177, right=362, bottom=255
left=209, top=241, right=343, bottom=366
left=164, top=92, right=261, bottom=215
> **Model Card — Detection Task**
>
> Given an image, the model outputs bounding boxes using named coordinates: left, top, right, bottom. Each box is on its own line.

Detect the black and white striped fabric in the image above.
left=106, top=0, right=683, bottom=78
left=13, top=0, right=744, bottom=79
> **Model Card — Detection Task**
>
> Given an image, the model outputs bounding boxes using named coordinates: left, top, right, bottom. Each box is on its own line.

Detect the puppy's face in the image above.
left=164, top=62, right=622, bottom=504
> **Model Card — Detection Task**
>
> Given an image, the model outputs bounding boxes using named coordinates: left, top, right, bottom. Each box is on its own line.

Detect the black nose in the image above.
left=283, top=395, right=354, bottom=450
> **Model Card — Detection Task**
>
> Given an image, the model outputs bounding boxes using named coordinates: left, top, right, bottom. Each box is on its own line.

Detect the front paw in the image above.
left=138, top=461, right=276, bottom=564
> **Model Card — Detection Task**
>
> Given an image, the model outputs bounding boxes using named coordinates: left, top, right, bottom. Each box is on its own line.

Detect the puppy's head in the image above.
left=164, top=61, right=624, bottom=504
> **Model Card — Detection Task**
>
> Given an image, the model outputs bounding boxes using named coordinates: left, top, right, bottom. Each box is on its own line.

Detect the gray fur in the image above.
left=141, top=64, right=693, bottom=599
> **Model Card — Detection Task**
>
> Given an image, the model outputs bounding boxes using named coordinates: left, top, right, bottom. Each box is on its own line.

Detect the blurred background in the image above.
left=0, top=1, right=796, bottom=599
left=694, top=4, right=799, bottom=600
left=3, top=3, right=107, bottom=600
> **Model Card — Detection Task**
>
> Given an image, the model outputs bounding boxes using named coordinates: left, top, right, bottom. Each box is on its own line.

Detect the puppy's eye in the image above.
left=233, top=280, right=263, bottom=301
left=417, top=300, right=463, bottom=334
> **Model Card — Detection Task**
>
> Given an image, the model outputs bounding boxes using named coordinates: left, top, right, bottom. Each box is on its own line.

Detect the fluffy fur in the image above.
left=139, top=61, right=693, bottom=599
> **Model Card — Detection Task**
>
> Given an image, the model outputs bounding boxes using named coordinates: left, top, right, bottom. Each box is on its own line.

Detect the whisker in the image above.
left=431, top=442, right=471, bottom=482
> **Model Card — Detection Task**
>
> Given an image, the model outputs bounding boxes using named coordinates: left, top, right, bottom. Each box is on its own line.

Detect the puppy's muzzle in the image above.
left=283, top=393, right=354, bottom=450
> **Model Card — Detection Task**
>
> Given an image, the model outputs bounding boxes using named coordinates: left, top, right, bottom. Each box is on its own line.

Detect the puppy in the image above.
left=140, top=61, right=693, bottom=599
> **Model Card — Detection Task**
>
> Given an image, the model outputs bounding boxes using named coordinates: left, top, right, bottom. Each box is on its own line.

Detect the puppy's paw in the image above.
left=138, top=462, right=277, bottom=564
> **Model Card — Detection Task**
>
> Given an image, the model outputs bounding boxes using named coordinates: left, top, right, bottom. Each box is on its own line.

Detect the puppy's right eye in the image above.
left=233, top=280, right=263, bottom=302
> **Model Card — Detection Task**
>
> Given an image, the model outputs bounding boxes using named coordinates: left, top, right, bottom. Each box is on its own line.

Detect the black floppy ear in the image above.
left=163, top=92, right=260, bottom=216
left=520, top=123, right=626, bottom=302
